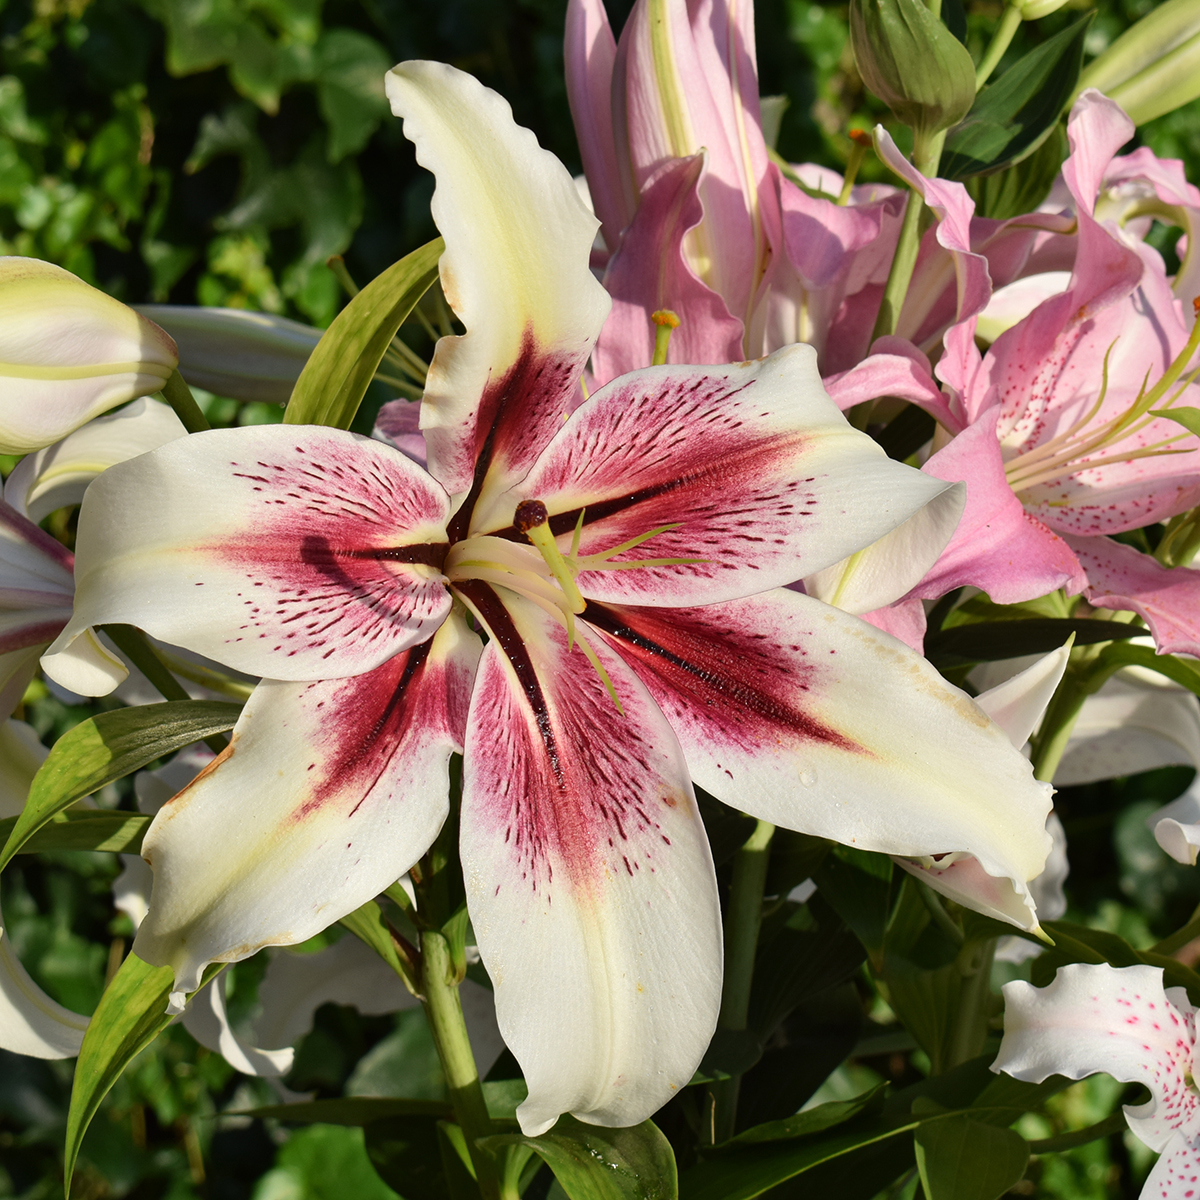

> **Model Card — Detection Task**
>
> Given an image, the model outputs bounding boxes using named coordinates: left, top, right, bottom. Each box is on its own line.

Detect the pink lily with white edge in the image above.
left=828, top=91, right=1200, bottom=622
left=44, top=61, right=1053, bottom=1137
left=995, top=962, right=1200, bottom=1199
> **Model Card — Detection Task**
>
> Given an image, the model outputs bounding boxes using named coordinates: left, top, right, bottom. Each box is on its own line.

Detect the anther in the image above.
left=650, top=310, right=680, bottom=367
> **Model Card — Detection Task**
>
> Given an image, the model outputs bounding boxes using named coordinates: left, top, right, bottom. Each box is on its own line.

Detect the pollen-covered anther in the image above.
left=513, top=498, right=549, bottom=533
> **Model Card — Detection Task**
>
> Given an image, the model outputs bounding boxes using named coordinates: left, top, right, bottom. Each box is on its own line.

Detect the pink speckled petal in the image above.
left=1140, top=1129, right=1200, bottom=1200
left=1068, top=536, right=1200, bottom=657
left=912, top=414, right=1087, bottom=603
left=585, top=588, right=1052, bottom=914
left=995, top=963, right=1200, bottom=1156
left=133, top=612, right=481, bottom=1007
left=385, top=62, right=610, bottom=504
left=456, top=584, right=720, bottom=1137
left=590, top=154, right=744, bottom=386
left=44, top=426, right=453, bottom=684
left=482, top=345, right=953, bottom=607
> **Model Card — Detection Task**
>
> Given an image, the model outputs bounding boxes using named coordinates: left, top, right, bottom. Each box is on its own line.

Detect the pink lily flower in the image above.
left=995, top=963, right=1200, bottom=1199
left=829, top=91, right=1200, bottom=615
left=44, top=61, right=1053, bottom=1136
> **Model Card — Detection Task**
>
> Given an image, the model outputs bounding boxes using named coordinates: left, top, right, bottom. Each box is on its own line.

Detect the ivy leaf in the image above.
left=316, top=30, right=392, bottom=162
left=481, top=1115, right=677, bottom=1200
left=284, top=236, right=442, bottom=429
left=914, top=1116, right=1029, bottom=1200
left=0, top=701, right=242, bottom=872
left=941, top=14, right=1092, bottom=180
left=66, top=952, right=221, bottom=1194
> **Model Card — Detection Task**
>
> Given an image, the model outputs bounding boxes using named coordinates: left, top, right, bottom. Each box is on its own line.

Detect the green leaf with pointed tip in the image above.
left=1093, top=642, right=1200, bottom=698
left=914, top=1116, right=1029, bottom=1200
left=925, top=618, right=1139, bottom=670
left=0, top=701, right=242, bottom=873
left=0, top=810, right=151, bottom=855
left=245, top=1097, right=454, bottom=1123
left=339, top=898, right=419, bottom=993
left=1152, top=406, right=1200, bottom=437
left=942, top=15, right=1092, bottom=180
left=722, top=1088, right=887, bottom=1148
left=65, top=953, right=222, bottom=1196
left=968, top=123, right=1068, bottom=220
left=284, top=237, right=442, bottom=429
left=481, top=1115, right=677, bottom=1200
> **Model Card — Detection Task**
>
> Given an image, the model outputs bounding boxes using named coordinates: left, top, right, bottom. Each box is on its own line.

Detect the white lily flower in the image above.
left=0, top=258, right=177, bottom=455
left=995, top=962, right=1200, bottom=1199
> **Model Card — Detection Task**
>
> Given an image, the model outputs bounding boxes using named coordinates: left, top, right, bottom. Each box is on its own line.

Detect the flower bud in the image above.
left=134, top=305, right=322, bottom=405
left=849, top=0, right=976, bottom=141
left=0, top=258, right=178, bottom=455
left=1016, top=0, right=1070, bottom=19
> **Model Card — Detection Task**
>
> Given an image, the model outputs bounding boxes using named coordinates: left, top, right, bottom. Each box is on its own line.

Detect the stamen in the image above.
left=838, top=129, right=872, bottom=206
left=651, top=310, right=680, bottom=366
left=516, top=499, right=586, bottom=621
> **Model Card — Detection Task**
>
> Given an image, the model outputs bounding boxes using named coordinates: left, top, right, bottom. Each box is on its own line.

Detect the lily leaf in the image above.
left=924, top=618, right=1139, bottom=669
left=1151, top=406, right=1200, bottom=437
left=244, top=1097, right=454, bottom=1124
left=481, top=1115, right=677, bottom=1200
left=914, top=1115, right=1029, bottom=1200
left=284, top=236, right=442, bottom=429
left=339, top=898, right=419, bottom=995
left=721, top=1088, right=887, bottom=1148
left=1093, top=642, right=1200, bottom=697
left=941, top=14, right=1093, bottom=180
left=66, top=952, right=221, bottom=1196
left=968, top=123, right=1068, bottom=220
left=0, top=701, right=242, bottom=872
left=0, top=810, right=150, bottom=855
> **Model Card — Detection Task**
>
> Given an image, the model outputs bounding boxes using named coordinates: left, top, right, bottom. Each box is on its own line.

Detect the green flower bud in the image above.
left=1017, top=0, right=1071, bottom=20
left=849, top=0, right=976, bottom=141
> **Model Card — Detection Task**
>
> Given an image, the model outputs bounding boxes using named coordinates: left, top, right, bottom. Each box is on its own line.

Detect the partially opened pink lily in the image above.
left=45, top=61, right=1053, bottom=1136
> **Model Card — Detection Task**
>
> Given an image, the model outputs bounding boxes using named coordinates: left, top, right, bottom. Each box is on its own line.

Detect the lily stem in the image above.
left=710, top=819, right=775, bottom=1144
left=420, top=930, right=501, bottom=1200
left=160, top=370, right=211, bottom=435
left=99, top=624, right=228, bottom=754
left=975, top=4, right=1023, bottom=89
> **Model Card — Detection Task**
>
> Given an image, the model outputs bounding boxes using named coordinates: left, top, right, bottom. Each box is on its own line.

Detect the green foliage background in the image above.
left=2, top=0, right=1200, bottom=1197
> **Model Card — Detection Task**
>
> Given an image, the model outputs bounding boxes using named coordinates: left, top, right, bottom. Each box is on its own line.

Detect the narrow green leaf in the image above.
left=0, top=811, right=150, bottom=855
left=245, top=1097, right=454, bottom=1124
left=339, top=898, right=419, bottom=994
left=284, top=237, right=443, bottom=429
left=481, top=1115, right=677, bottom=1200
left=1093, top=642, right=1200, bottom=697
left=362, top=1114, right=450, bottom=1200
left=968, top=123, right=1067, bottom=220
left=1027, top=1110, right=1129, bottom=1153
left=1151, top=406, right=1200, bottom=437
left=722, top=1088, right=887, bottom=1147
left=914, top=1115, right=1029, bottom=1200
left=925, top=618, right=1139, bottom=669
left=66, top=953, right=220, bottom=1194
left=941, top=14, right=1093, bottom=180
left=0, top=701, right=242, bottom=872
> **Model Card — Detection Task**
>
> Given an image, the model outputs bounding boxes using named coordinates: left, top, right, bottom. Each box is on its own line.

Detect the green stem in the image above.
left=421, top=931, right=501, bottom=1200
left=1153, top=899, right=1200, bottom=957
left=160, top=370, right=211, bottom=434
left=1028, top=663, right=1096, bottom=783
left=100, top=624, right=228, bottom=754
left=870, top=131, right=945, bottom=343
left=946, top=937, right=995, bottom=1070
left=709, top=819, right=774, bottom=1144
left=975, top=5, right=1023, bottom=89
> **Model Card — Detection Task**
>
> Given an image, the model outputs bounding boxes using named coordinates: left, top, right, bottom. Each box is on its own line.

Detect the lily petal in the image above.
left=0, top=898, right=89, bottom=1058
left=385, top=61, right=611, bottom=503
left=457, top=584, right=720, bottom=1136
left=0, top=257, right=177, bottom=454
left=43, top=426, right=452, bottom=689
left=133, top=613, right=480, bottom=1008
left=974, top=643, right=1071, bottom=751
left=181, top=972, right=295, bottom=1077
left=590, top=154, right=744, bottom=385
left=0, top=718, right=47, bottom=817
left=494, top=344, right=956, bottom=606
left=585, top=588, right=1053, bottom=923
left=4, top=397, right=186, bottom=524
left=1067, top=535, right=1200, bottom=657
left=995, top=962, right=1200, bottom=1156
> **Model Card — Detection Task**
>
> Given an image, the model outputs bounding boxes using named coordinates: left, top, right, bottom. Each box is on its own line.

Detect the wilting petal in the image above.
left=385, top=62, right=611, bottom=502
left=4, top=397, right=186, bottom=523
left=135, top=305, right=321, bottom=405
left=181, top=973, right=295, bottom=1076
left=44, top=426, right=452, bottom=689
left=591, top=154, right=744, bottom=385
left=995, top=963, right=1200, bottom=1156
left=457, top=585, right=720, bottom=1136
left=0, top=897, right=90, bottom=1059
left=586, top=588, right=1053, bottom=924
left=134, top=613, right=480, bottom=1008
left=0, top=718, right=47, bottom=817
left=0, top=257, right=177, bottom=454
left=1068, top=536, right=1200, bottom=657
left=913, top=414, right=1087, bottom=603
left=490, top=345, right=956, bottom=607
left=564, top=0, right=631, bottom=255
